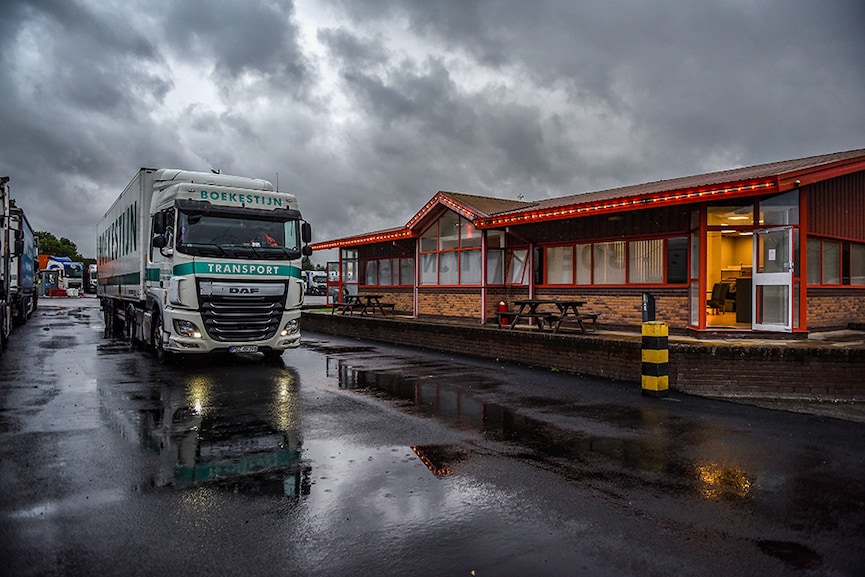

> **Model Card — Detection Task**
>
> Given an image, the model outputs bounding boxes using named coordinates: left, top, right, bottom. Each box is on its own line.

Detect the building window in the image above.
left=487, top=249, right=504, bottom=284
left=542, top=236, right=688, bottom=286
left=807, top=238, right=865, bottom=286
left=361, top=256, right=414, bottom=287
left=419, top=212, right=482, bottom=285
left=852, top=244, right=865, bottom=285
left=628, top=239, right=663, bottom=284
left=545, top=246, right=574, bottom=284
left=507, top=249, right=529, bottom=284
left=822, top=241, right=841, bottom=284
left=667, top=236, right=689, bottom=284
left=400, top=258, right=414, bottom=285
left=593, top=241, right=626, bottom=285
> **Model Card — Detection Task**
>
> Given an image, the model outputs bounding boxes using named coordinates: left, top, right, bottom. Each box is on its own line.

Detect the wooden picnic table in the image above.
left=332, top=294, right=394, bottom=316
left=499, top=298, right=598, bottom=333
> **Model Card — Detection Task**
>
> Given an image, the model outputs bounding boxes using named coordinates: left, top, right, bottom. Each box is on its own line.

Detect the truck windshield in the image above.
left=177, top=212, right=301, bottom=258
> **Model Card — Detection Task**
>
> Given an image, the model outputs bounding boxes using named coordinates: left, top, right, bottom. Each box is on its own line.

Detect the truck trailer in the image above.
left=97, top=168, right=312, bottom=362
left=1, top=176, right=38, bottom=356
left=9, top=204, right=38, bottom=322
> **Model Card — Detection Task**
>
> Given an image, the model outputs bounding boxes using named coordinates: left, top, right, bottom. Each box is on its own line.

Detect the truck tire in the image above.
left=102, top=300, right=114, bottom=338
left=125, top=305, right=137, bottom=346
left=152, top=313, right=172, bottom=364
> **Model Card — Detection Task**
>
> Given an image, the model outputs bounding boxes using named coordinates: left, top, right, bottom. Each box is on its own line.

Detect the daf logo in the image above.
left=202, top=282, right=285, bottom=297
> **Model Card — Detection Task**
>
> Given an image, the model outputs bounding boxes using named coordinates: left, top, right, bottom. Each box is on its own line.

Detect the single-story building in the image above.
left=312, top=148, right=865, bottom=336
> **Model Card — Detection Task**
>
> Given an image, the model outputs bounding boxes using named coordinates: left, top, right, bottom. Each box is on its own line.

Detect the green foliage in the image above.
left=35, top=231, right=84, bottom=261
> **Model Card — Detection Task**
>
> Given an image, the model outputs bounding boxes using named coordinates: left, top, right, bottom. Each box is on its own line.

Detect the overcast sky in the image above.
left=2, top=0, right=863, bottom=261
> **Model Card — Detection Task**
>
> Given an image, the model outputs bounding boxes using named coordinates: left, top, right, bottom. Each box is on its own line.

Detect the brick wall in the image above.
left=418, top=288, right=482, bottom=319
left=302, top=312, right=865, bottom=399
left=807, top=289, right=865, bottom=330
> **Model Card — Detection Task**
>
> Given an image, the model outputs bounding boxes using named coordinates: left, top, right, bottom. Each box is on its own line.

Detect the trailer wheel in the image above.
left=102, top=301, right=113, bottom=338
left=152, top=313, right=172, bottom=364
left=125, top=305, right=137, bottom=346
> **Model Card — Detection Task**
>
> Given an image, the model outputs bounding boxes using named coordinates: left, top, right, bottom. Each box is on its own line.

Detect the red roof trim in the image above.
left=310, top=228, right=413, bottom=251
left=475, top=180, right=778, bottom=227
left=405, top=192, right=485, bottom=230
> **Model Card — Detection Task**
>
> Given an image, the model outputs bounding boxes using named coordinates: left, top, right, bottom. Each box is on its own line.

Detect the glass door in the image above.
left=752, top=226, right=793, bottom=332
left=325, top=261, right=340, bottom=306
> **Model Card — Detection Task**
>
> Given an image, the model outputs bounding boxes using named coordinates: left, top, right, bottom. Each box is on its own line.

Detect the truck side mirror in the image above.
left=302, top=245, right=313, bottom=257
left=152, top=212, right=165, bottom=235
left=14, top=239, right=24, bottom=256
left=301, top=222, right=312, bottom=244
left=152, top=235, right=167, bottom=249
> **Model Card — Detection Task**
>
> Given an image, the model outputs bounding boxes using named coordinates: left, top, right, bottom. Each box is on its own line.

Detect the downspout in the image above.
left=413, top=238, right=419, bottom=318
left=480, top=230, right=487, bottom=325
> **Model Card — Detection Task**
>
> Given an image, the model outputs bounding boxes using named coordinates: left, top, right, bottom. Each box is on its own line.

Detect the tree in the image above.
left=35, top=232, right=84, bottom=262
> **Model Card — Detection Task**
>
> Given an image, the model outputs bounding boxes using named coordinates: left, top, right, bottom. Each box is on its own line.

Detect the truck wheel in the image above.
left=125, top=305, right=137, bottom=346
left=152, top=314, right=172, bottom=364
left=103, top=301, right=113, bottom=338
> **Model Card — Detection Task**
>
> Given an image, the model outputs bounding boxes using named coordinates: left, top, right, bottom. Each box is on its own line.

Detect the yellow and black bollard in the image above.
left=641, top=321, right=668, bottom=397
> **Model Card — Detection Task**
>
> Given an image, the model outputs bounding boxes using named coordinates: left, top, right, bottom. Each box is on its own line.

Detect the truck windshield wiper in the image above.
left=180, top=243, right=228, bottom=257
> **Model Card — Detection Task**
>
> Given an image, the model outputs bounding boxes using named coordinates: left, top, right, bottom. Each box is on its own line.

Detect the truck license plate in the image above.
left=229, top=345, right=258, bottom=353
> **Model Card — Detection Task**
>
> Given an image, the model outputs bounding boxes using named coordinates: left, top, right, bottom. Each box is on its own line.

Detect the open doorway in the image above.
left=706, top=215, right=754, bottom=329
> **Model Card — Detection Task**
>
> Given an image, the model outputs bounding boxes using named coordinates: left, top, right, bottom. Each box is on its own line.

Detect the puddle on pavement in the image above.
left=326, top=353, right=865, bottom=537
left=98, top=361, right=311, bottom=498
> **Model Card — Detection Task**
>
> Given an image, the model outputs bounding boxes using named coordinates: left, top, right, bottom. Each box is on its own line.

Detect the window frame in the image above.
left=541, top=235, right=689, bottom=287
left=418, top=213, right=484, bottom=286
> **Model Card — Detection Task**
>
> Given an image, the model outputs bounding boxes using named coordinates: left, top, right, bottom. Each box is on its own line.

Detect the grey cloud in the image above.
left=161, top=0, right=313, bottom=96
left=2, top=0, right=863, bottom=259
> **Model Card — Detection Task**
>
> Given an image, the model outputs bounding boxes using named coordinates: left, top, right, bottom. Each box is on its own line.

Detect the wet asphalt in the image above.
left=1, top=297, right=863, bottom=577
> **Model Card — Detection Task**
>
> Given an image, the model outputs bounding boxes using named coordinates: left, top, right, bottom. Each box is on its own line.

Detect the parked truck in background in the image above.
left=0, top=176, right=12, bottom=352
left=302, top=270, right=327, bottom=295
left=97, top=168, right=312, bottom=362
left=9, top=203, right=38, bottom=323
left=1, top=176, right=38, bottom=356
left=87, top=263, right=97, bottom=293
left=38, top=255, right=84, bottom=296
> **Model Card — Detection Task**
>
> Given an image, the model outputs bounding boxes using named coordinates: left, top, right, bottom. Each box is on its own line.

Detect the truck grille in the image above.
left=200, top=295, right=285, bottom=342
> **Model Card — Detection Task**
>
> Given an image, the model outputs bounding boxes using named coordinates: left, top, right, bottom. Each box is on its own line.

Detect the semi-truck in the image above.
left=302, top=270, right=327, bottom=295
left=97, top=168, right=312, bottom=362
left=87, top=263, right=98, bottom=293
left=38, top=255, right=84, bottom=296
left=1, top=176, right=38, bottom=355
left=9, top=204, right=38, bottom=322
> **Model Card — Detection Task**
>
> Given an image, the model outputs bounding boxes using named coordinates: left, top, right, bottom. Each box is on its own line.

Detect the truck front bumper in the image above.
left=164, top=309, right=302, bottom=354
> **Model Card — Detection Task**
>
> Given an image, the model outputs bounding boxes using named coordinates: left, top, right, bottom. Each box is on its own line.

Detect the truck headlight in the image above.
left=281, top=319, right=299, bottom=336
left=173, top=319, right=202, bottom=338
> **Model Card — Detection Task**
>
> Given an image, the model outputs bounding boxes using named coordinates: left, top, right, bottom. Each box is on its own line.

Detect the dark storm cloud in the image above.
left=325, top=0, right=865, bottom=180
left=1, top=0, right=862, bottom=258
left=0, top=0, right=179, bottom=252
left=161, top=0, right=313, bottom=96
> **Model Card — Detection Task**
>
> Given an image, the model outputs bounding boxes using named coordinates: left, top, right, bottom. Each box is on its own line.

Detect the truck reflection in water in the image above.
left=98, top=361, right=310, bottom=497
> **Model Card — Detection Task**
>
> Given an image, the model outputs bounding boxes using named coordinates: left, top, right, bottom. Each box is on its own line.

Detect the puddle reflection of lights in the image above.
left=412, top=445, right=453, bottom=476
left=697, top=463, right=752, bottom=499
left=273, top=374, right=299, bottom=431
left=186, top=376, right=213, bottom=416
